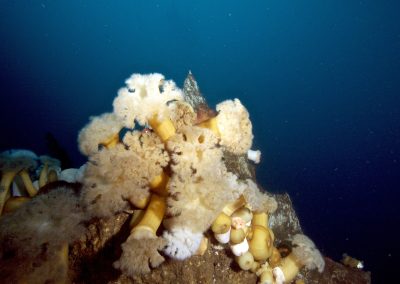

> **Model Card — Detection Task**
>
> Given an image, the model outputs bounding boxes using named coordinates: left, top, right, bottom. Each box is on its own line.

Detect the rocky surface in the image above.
left=67, top=192, right=370, bottom=284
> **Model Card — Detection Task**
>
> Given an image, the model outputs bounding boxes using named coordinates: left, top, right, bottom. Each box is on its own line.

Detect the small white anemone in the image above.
left=163, top=227, right=203, bottom=260
left=247, top=149, right=261, bottom=164
left=272, top=267, right=285, bottom=284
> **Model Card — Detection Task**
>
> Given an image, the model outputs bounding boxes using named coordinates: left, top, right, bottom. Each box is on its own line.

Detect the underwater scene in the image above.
left=0, top=1, right=399, bottom=283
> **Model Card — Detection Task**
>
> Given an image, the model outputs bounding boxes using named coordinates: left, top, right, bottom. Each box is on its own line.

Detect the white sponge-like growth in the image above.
left=113, top=73, right=183, bottom=127
left=162, top=227, right=203, bottom=260
left=59, top=164, right=87, bottom=183
left=242, top=179, right=277, bottom=214
left=291, top=234, right=325, bottom=273
left=216, top=99, right=253, bottom=154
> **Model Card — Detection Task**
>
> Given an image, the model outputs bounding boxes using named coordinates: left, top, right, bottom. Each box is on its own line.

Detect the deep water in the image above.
left=1, top=1, right=399, bottom=282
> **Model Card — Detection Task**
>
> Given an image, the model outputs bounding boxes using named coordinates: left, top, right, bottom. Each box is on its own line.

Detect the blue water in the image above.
left=1, top=1, right=399, bottom=282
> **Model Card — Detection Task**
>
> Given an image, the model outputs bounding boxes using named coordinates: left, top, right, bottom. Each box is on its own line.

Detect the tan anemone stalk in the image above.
left=0, top=150, right=38, bottom=214
left=3, top=196, right=30, bottom=214
left=273, top=234, right=325, bottom=283
left=148, top=115, right=176, bottom=142
left=17, top=169, right=37, bottom=197
left=249, top=212, right=274, bottom=261
left=38, top=155, right=61, bottom=188
left=131, top=194, right=167, bottom=239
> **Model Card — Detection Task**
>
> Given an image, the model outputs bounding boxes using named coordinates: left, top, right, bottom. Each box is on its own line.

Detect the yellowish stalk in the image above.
left=230, top=228, right=246, bottom=244
left=0, top=171, right=19, bottom=215
left=149, top=171, right=169, bottom=197
left=197, top=116, right=220, bottom=137
left=47, top=169, right=58, bottom=183
left=102, top=133, right=120, bottom=149
left=131, top=194, right=166, bottom=239
left=129, top=209, right=146, bottom=228
left=269, top=246, right=282, bottom=268
left=194, top=236, right=208, bottom=256
left=231, top=207, right=253, bottom=224
left=57, top=242, right=69, bottom=284
left=5, top=188, right=11, bottom=202
left=278, top=253, right=303, bottom=283
left=39, top=163, right=49, bottom=188
left=222, top=195, right=247, bottom=216
left=131, top=195, right=151, bottom=209
left=149, top=117, right=176, bottom=142
left=252, top=212, right=268, bottom=228
left=250, top=261, right=261, bottom=273
left=258, top=264, right=274, bottom=284
left=211, top=212, right=231, bottom=234
left=236, top=251, right=255, bottom=270
left=249, top=225, right=273, bottom=261
left=19, top=170, right=37, bottom=197
left=3, top=196, right=30, bottom=214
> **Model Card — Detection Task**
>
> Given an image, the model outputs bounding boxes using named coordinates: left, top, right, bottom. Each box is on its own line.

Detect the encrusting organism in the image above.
left=114, top=194, right=168, bottom=275
left=167, top=100, right=197, bottom=132
left=0, top=185, right=87, bottom=283
left=242, top=179, right=278, bottom=213
left=114, top=234, right=167, bottom=275
left=341, top=253, right=364, bottom=269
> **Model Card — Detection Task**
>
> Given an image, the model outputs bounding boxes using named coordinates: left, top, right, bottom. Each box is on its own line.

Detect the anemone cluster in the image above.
left=0, top=150, right=86, bottom=283
left=77, top=72, right=324, bottom=282
left=0, top=72, right=325, bottom=283
left=0, top=149, right=85, bottom=214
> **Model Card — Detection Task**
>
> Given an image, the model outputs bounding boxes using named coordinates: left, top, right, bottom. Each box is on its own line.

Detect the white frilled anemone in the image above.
left=113, top=73, right=184, bottom=141
left=78, top=113, right=124, bottom=157
left=198, top=98, right=253, bottom=155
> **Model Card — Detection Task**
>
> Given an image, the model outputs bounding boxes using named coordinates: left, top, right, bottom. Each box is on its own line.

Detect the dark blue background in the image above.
left=1, top=1, right=399, bottom=282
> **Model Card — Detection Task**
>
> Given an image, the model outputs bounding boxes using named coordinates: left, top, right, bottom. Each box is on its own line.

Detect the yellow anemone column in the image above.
left=131, top=194, right=166, bottom=239
left=39, top=163, right=49, bottom=188
left=197, top=116, right=220, bottom=137
left=222, top=195, right=247, bottom=216
left=249, top=225, right=273, bottom=261
left=0, top=170, right=19, bottom=214
left=47, top=169, right=58, bottom=183
left=3, top=196, right=30, bottom=214
left=101, top=132, right=120, bottom=149
left=149, top=116, right=176, bottom=142
left=19, top=169, right=37, bottom=197
left=149, top=171, right=169, bottom=197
